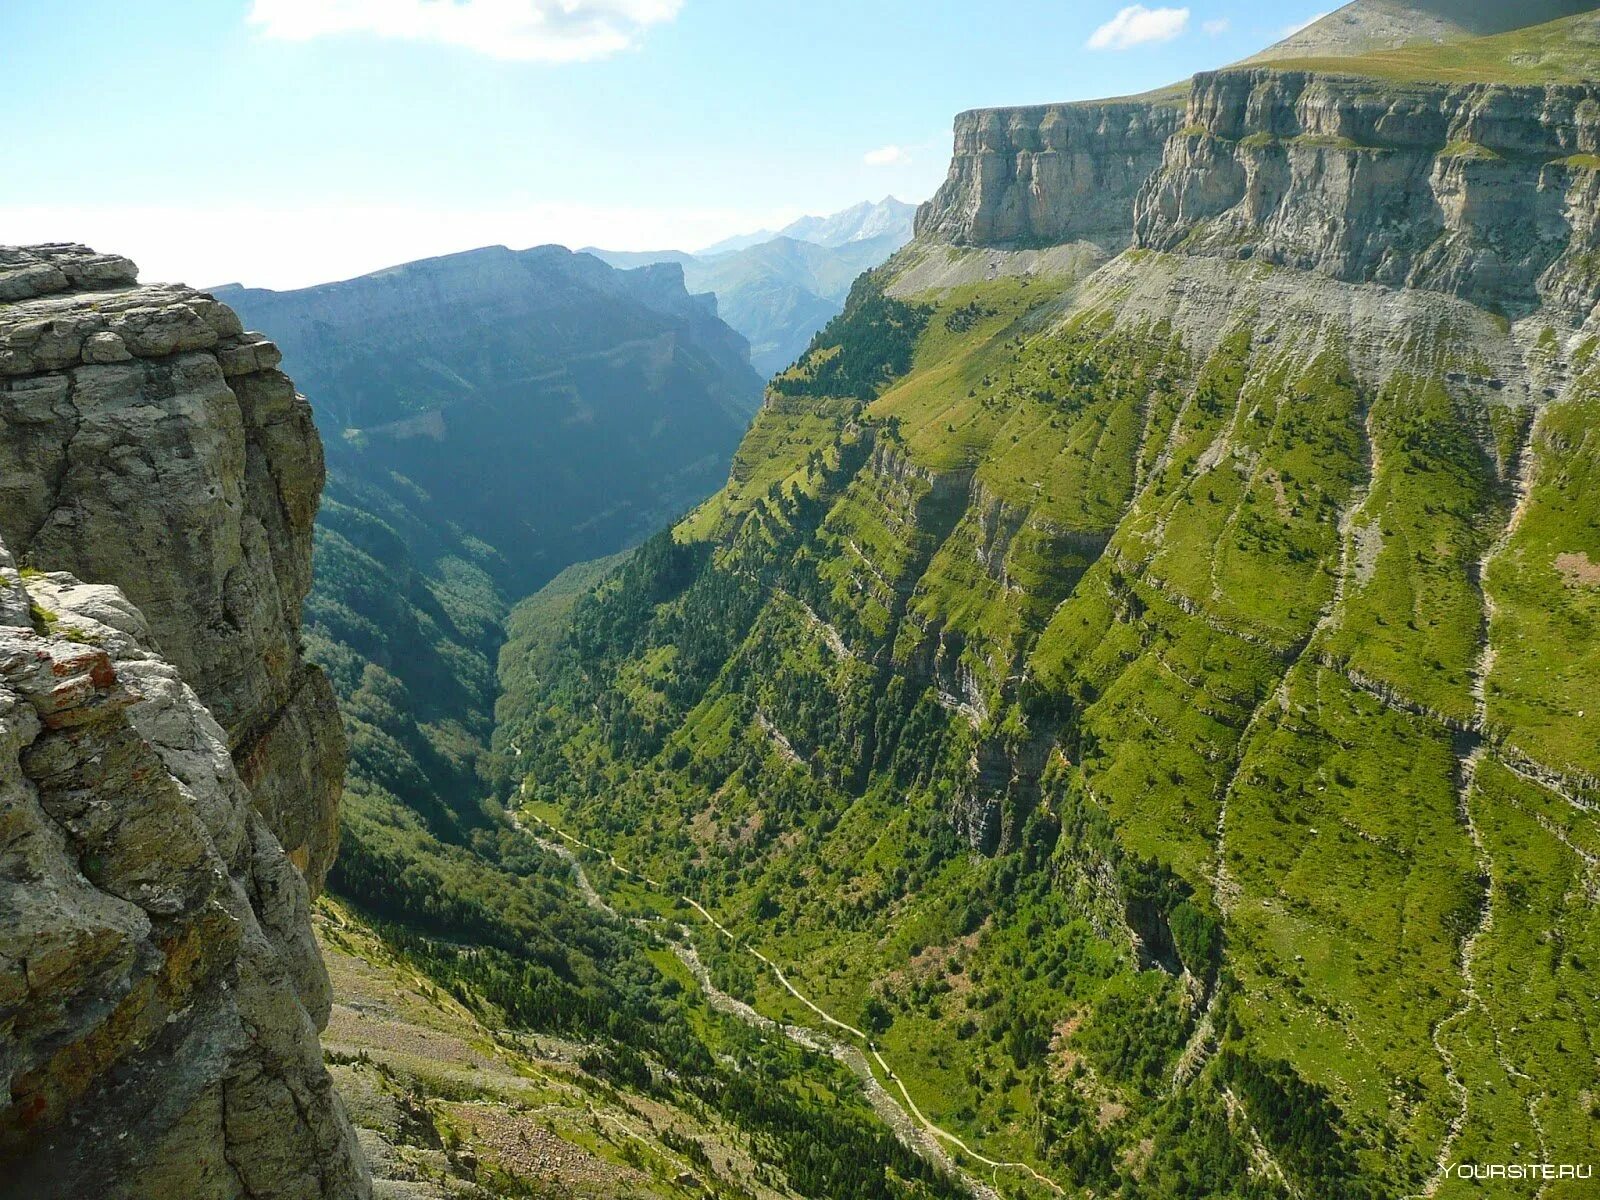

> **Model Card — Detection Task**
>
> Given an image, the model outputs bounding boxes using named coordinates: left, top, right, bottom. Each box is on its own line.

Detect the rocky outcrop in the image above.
left=915, top=99, right=1185, bottom=250
left=0, top=245, right=361, bottom=1194
left=0, top=542, right=368, bottom=1197
left=912, top=18, right=1600, bottom=326
left=1133, top=71, right=1600, bottom=317
left=0, top=244, right=344, bottom=891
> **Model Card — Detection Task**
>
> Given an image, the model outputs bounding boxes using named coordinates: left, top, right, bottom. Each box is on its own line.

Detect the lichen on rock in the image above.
left=0, top=541, right=368, bottom=1197
left=0, top=245, right=365, bottom=1197
left=0, top=243, right=345, bottom=894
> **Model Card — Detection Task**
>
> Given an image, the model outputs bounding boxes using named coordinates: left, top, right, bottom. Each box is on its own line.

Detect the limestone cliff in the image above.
left=1134, top=70, right=1600, bottom=317
left=498, top=9, right=1600, bottom=1196
left=0, top=542, right=367, bottom=1197
left=0, top=246, right=363, bottom=1196
left=0, top=244, right=345, bottom=891
left=914, top=8, right=1600, bottom=323
left=913, top=98, right=1185, bottom=250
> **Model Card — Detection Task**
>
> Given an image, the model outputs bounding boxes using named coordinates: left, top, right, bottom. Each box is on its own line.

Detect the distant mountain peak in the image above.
left=588, top=199, right=919, bottom=377
left=695, top=196, right=917, bottom=256
left=774, top=196, right=917, bottom=249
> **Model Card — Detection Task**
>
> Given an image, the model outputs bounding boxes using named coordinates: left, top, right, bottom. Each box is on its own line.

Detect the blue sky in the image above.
left=1, top=1, right=1331, bottom=287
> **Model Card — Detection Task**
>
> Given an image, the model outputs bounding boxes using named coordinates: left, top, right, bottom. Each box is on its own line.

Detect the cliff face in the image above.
left=0, top=246, right=362, bottom=1197
left=509, top=14, right=1600, bottom=1193
left=0, top=545, right=366, bottom=1197
left=914, top=99, right=1185, bottom=249
left=914, top=64, right=1600, bottom=322
left=0, top=244, right=345, bottom=891
left=1134, top=71, right=1600, bottom=317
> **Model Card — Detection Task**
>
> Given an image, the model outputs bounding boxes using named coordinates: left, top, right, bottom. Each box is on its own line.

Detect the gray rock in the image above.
left=0, top=553, right=369, bottom=1198
left=0, top=539, right=28, bottom=628
left=0, top=245, right=363, bottom=1197
left=915, top=98, right=1185, bottom=250
left=0, top=243, right=345, bottom=892
left=913, top=63, right=1600, bottom=326
left=80, top=331, right=132, bottom=363
left=1133, top=71, right=1600, bottom=318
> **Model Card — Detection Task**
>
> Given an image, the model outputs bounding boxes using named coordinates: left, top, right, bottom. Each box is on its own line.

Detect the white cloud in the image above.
left=1277, top=10, right=1329, bottom=39
left=0, top=202, right=806, bottom=291
left=863, top=145, right=911, bottom=167
left=1202, top=17, right=1230, bottom=35
left=1086, top=5, right=1190, bottom=50
left=247, top=0, right=683, bottom=63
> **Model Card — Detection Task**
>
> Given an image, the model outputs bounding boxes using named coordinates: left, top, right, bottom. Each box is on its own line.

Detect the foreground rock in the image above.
left=0, top=244, right=345, bottom=892
left=0, top=246, right=364, bottom=1196
left=0, top=542, right=369, bottom=1196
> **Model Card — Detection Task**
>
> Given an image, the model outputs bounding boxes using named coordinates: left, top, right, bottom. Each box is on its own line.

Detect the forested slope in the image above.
left=499, top=16, right=1600, bottom=1194
left=220, top=243, right=762, bottom=883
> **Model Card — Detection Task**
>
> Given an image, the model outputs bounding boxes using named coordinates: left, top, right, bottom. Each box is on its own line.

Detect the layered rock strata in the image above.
left=1135, top=71, right=1600, bottom=317
left=914, top=99, right=1185, bottom=249
left=915, top=61, right=1600, bottom=321
left=0, top=245, right=363, bottom=1196
left=0, top=244, right=344, bottom=891
left=0, top=541, right=368, bottom=1197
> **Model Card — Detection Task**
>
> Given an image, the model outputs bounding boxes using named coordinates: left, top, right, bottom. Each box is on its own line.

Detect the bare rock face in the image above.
left=914, top=99, right=1184, bottom=250
left=0, top=244, right=344, bottom=892
left=913, top=65, right=1600, bottom=324
left=1133, top=72, right=1600, bottom=317
left=0, top=246, right=363, bottom=1194
left=0, top=541, right=369, bottom=1197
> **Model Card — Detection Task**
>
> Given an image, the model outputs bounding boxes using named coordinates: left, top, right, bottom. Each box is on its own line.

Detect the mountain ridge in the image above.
left=588, top=228, right=912, bottom=376
left=697, top=195, right=916, bottom=255
left=586, top=198, right=919, bottom=376
left=1244, top=0, right=1597, bottom=63
left=10, top=4, right=1600, bottom=1197
left=217, top=237, right=762, bottom=875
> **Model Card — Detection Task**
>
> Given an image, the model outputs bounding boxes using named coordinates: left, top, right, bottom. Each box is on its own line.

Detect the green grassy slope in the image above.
left=502, top=260, right=1600, bottom=1198
left=225, top=241, right=761, bottom=845
left=229, top=246, right=765, bottom=1027
left=317, top=863, right=966, bottom=1200
left=307, top=474, right=507, bottom=846
left=1260, top=9, right=1600, bottom=84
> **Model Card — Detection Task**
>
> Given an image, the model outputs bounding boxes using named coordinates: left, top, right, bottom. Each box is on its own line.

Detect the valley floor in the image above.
left=514, top=812, right=1016, bottom=1200
left=319, top=899, right=819, bottom=1200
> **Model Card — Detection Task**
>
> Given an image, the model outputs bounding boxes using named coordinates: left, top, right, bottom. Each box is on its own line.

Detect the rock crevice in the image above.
left=0, top=244, right=345, bottom=891
left=0, top=245, right=363, bottom=1198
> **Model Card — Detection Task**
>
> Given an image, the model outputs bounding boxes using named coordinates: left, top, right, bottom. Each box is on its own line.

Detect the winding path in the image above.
left=518, top=809, right=1063, bottom=1197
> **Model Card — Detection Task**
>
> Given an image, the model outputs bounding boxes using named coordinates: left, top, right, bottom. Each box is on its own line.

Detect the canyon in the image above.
left=5, top=2, right=1600, bottom=1197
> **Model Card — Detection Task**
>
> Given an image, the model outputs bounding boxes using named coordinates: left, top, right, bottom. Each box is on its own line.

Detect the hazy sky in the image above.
left=2, top=1, right=1331, bottom=288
